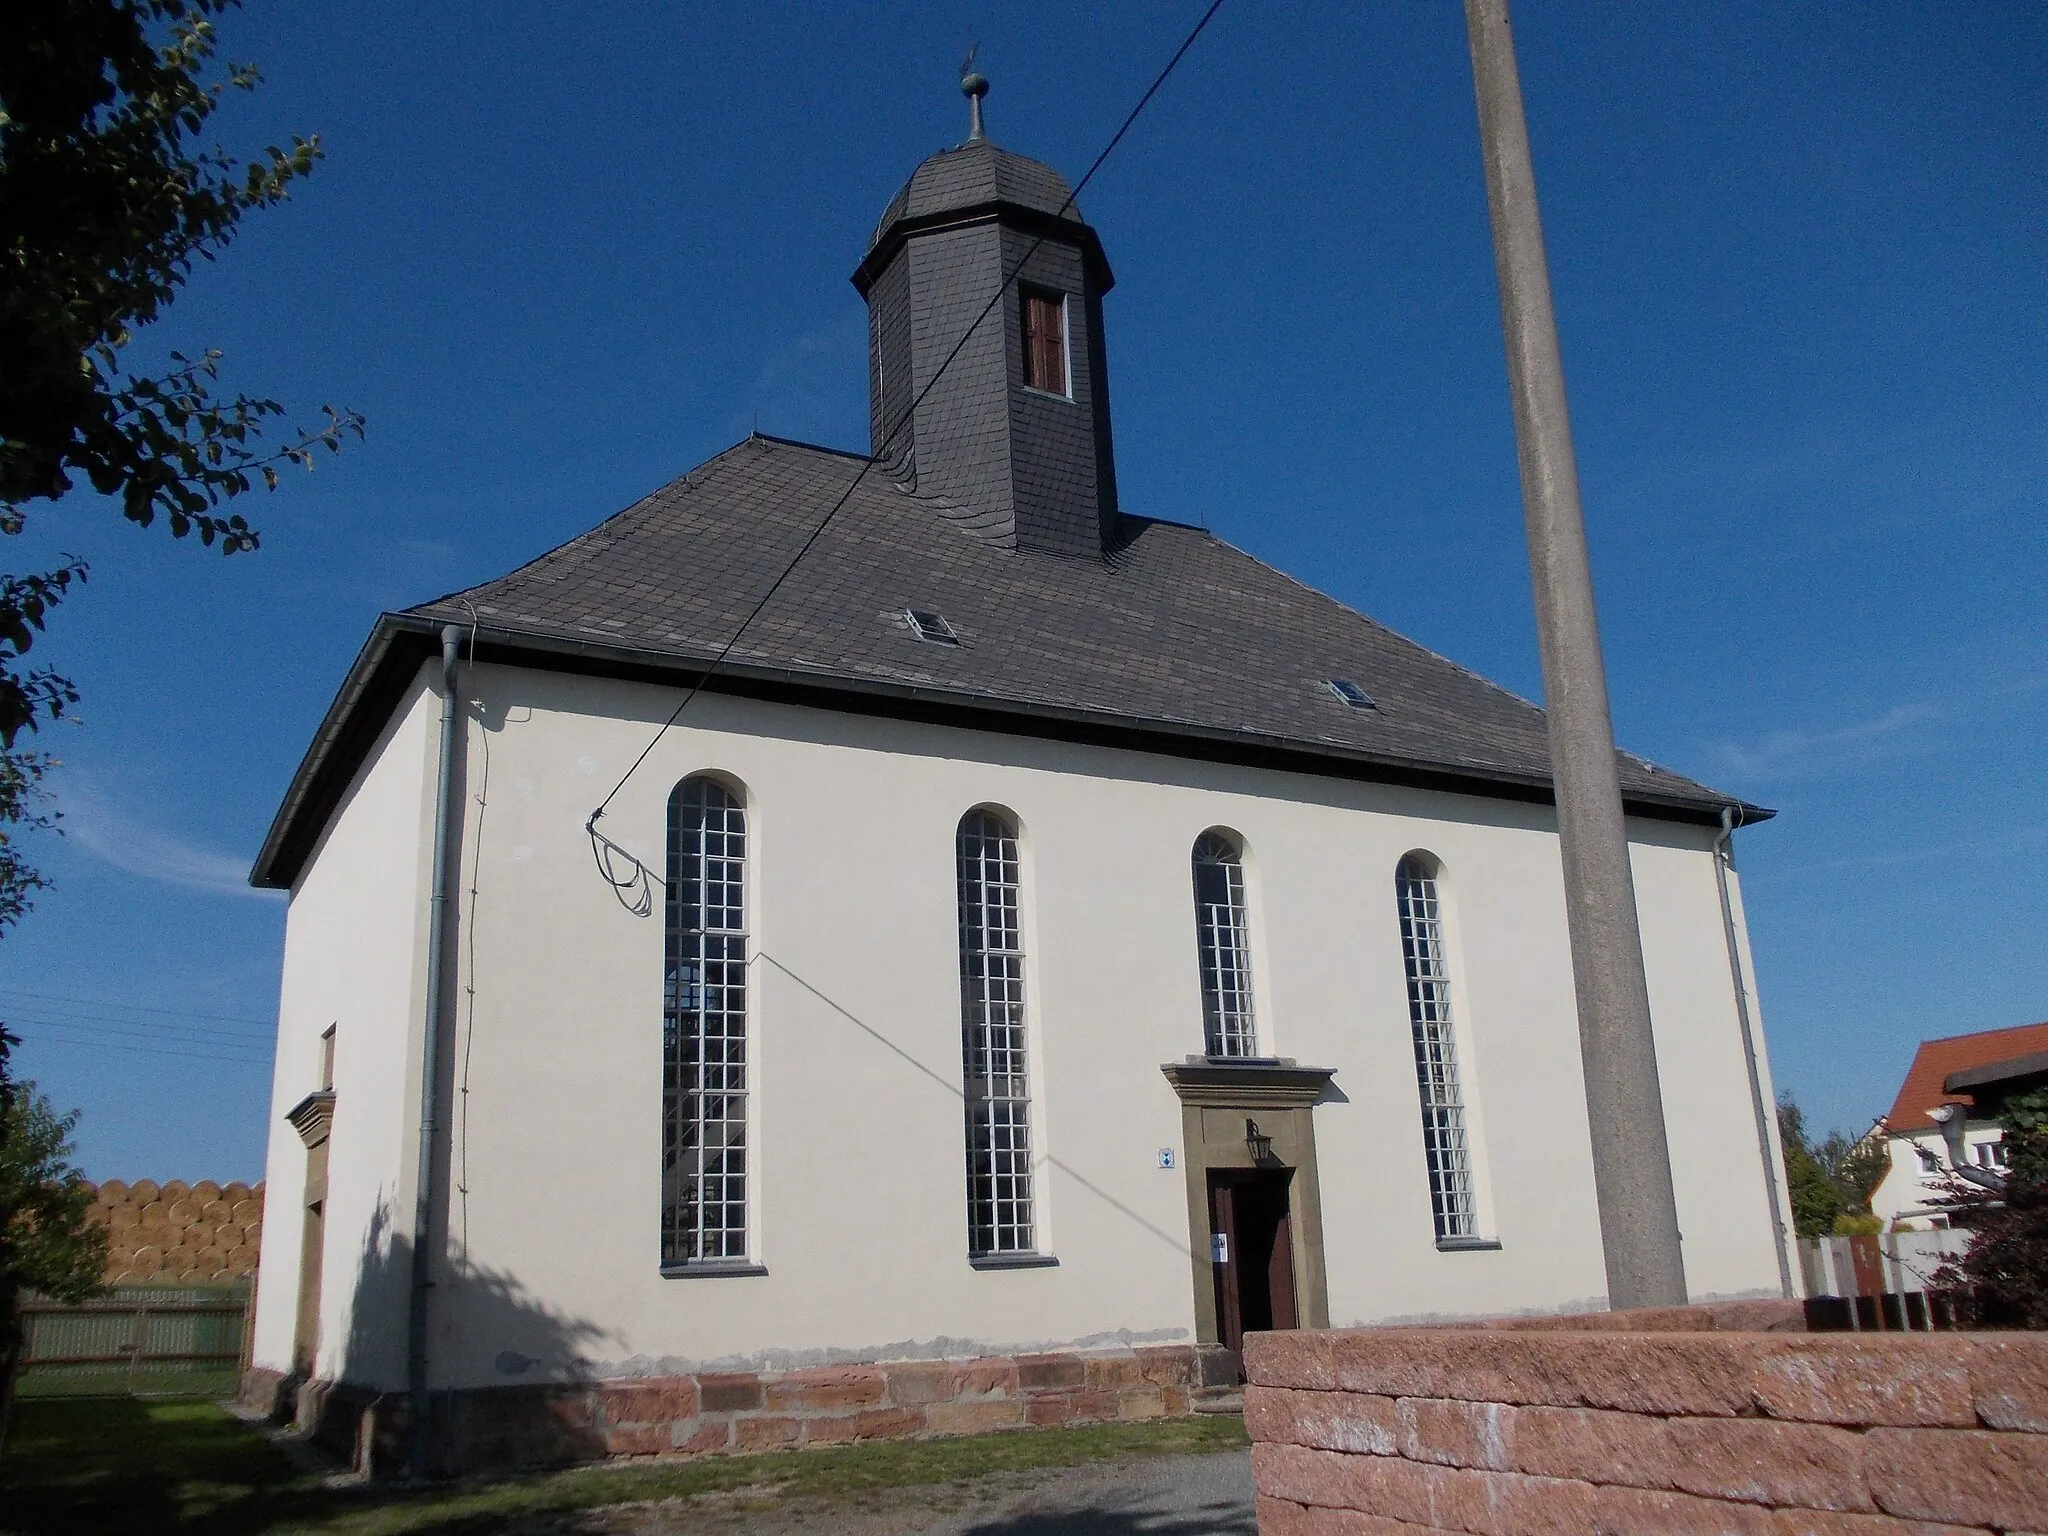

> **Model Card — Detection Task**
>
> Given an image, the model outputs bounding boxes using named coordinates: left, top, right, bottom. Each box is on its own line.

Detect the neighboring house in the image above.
left=1871, top=1021, right=2048, bottom=1230
left=245, top=101, right=1792, bottom=1460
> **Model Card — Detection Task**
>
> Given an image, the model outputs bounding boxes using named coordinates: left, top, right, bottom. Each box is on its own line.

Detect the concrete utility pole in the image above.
left=1462, top=0, right=1688, bottom=1308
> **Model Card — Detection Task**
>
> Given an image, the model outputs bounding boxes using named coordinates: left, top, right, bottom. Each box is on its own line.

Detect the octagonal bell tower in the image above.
left=852, top=74, right=1120, bottom=557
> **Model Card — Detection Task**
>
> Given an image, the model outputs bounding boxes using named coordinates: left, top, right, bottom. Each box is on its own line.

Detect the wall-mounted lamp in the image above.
left=1245, top=1118, right=1274, bottom=1163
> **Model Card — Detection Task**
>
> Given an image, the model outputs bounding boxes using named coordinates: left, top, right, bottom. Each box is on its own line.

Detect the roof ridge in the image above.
left=406, top=435, right=876, bottom=618
left=1202, top=522, right=1558, bottom=717
left=1911, top=1021, right=2048, bottom=1049
left=1205, top=525, right=1725, bottom=801
left=741, top=430, right=872, bottom=463
left=1215, top=529, right=1541, bottom=707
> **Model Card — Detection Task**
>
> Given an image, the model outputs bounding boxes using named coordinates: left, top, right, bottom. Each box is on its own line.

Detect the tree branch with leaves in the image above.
left=1929, top=1089, right=2048, bottom=1328
left=0, top=1072, right=109, bottom=1447
left=0, top=0, right=360, bottom=915
left=1777, top=1094, right=1891, bottom=1238
left=1, top=3, right=354, bottom=1376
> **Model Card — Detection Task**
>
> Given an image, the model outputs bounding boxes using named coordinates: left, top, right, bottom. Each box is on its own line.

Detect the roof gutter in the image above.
left=252, top=614, right=1773, bottom=891
left=250, top=616, right=434, bottom=889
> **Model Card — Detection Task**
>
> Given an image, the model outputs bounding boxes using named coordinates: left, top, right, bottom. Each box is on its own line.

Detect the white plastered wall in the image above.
left=250, top=671, right=439, bottom=1384
left=1630, top=826, right=1794, bottom=1300
left=274, top=660, right=1790, bottom=1389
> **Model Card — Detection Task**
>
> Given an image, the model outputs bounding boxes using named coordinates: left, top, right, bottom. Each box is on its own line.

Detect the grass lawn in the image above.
left=0, top=1394, right=1248, bottom=1536
left=14, top=1367, right=242, bottom=1400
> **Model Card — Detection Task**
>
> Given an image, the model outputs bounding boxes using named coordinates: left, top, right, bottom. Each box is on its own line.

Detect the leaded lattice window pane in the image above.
left=1396, top=856, right=1477, bottom=1240
left=958, top=810, right=1035, bottom=1255
left=663, top=777, right=749, bottom=1265
left=1193, top=832, right=1258, bottom=1058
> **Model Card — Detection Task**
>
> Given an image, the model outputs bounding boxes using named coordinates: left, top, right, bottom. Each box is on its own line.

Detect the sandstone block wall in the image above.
left=88, top=1179, right=264, bottom=1283
left=1245, top=1304, right=2048, bottom=1535
left=246, top=1341, right=1239, bottom=1478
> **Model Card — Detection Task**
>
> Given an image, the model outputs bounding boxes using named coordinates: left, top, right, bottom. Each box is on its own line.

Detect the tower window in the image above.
left=1021, top=288, right=1069, bottom=397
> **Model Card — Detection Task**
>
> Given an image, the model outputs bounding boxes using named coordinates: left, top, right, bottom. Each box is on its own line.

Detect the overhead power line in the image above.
left=586, top=0, right=1228, bottom=833
left=13, top=1023, right=271, bottom=1068
left=0, top=1004, right=273, bottom=1048
left=2, top=1012, right=273, bottom=1054
left=0, top=986, right=270, bottom=1028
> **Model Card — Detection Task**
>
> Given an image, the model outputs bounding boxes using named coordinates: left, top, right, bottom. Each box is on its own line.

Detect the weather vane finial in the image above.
left=959, top=44, right=989, bottom=142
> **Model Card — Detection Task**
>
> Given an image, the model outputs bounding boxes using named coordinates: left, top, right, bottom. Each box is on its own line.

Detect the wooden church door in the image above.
left=1208, top=1168, right=1299, bottom=1369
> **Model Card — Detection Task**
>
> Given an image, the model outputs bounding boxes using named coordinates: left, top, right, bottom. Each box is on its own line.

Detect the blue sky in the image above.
left=5, top=1, right=2043, bottom=1181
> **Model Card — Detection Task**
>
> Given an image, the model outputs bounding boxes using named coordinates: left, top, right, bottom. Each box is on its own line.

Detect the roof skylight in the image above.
left=905, top=608, right=960, bottom=646
left=1326, top=678, right=1377, bottom=710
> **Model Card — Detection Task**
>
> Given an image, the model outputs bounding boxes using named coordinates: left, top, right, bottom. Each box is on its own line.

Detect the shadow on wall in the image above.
left=271, top=1197, right=616, bottom=1474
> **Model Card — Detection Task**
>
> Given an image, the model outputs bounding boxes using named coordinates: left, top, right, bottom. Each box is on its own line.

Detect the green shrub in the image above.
left=1930, top=1087, right=2048, bottom=1328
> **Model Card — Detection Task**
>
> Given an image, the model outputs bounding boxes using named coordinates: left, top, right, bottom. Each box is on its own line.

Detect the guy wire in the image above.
left=585, top=0, right=1228, bottom=838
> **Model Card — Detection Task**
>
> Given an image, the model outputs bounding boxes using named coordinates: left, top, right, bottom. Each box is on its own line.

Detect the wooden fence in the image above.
left=1796, top=1229, right=1970, bottom=1331
left=15, top=1282, right=253, bottom=1394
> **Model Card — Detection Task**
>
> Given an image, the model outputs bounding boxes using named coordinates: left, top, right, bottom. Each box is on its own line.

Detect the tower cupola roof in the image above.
left=854, top=138, right=1113, bottom=297
left=872, top=139, right=1080, bottom=246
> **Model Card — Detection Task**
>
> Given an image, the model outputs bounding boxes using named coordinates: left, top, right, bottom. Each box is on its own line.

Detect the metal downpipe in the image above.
left=1716, top=805, right=1795, bottom=1299
left=409, top=626, right=463, bottom=1477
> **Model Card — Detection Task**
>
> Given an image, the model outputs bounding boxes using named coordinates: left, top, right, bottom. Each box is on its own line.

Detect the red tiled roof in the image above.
left=1885, top=1022, right=2048, bottom=1131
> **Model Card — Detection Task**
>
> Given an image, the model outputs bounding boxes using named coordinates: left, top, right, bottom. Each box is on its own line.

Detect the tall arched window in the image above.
left=1396, top=854, right=1476, bottom=1240
left=663, top=776, right=749, bottom=1266
left=957, top=809, right=1035, bottom=1256
left=1193, top=831, right=1258, bottom=1058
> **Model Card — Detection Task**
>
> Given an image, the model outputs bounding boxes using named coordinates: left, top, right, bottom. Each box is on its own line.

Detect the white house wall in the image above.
left=280, top=661, right=1788, bottom=1393
left=1874, top=1125, right=2008, bottom=1229
left=251, top=672, right=440, bottom=1382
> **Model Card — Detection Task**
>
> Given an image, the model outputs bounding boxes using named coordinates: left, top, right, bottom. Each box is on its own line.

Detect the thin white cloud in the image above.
left=60, top=782, right=278, bottom=902
left=1746, top=824, right=2048, bottom=886
left=1716, top=701, right=1945, bottom=780
left=1599, top=415, right=2048, bottom=561
left=729, top=307, right=869, bottom=444
left=1713, top=677, right=2048, bottom=783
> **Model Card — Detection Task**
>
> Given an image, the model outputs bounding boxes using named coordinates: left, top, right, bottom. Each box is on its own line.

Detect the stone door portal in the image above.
left=1160, top=1058, right=1335, bottom=1373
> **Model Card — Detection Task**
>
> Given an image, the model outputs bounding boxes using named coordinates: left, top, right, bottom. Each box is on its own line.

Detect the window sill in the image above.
left=1435, top=1236, right=1503, bottom=1253
left=660, top=1261, right=768, bottom=1279
left=969, top=1252, right=1059, bottom=1270
left=1020, top=385, right=1076, bottom=406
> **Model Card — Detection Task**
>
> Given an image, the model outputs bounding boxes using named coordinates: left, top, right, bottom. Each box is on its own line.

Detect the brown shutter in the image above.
left=1022, top=291, right=1066, bottom=395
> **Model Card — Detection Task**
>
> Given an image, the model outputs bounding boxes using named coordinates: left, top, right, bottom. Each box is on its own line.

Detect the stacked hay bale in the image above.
left=90, top=1179, right=264, bottom=1283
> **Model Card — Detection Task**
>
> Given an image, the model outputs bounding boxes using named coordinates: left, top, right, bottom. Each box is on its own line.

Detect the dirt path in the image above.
left=574, top=1449, right=1258, bottom=1535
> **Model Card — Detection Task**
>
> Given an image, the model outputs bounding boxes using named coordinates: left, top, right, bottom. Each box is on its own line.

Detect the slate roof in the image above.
left=423, top=435, right=1737, bottom=801
left=1885, top=1022, right=2048, bottom=1131
left=252, top=433, right=1761, bottom=886
left=871, top=139, right=1084, bottom=249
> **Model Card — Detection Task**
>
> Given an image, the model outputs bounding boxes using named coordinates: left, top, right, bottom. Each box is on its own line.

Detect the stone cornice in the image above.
left=285, top=1089, right=335, bottom=1149
left=1159, top=1059, right=1337, bottom=1110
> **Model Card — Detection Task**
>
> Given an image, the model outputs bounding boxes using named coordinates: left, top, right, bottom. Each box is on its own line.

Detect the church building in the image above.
left=245, top=90, right=1794, bottom=1472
